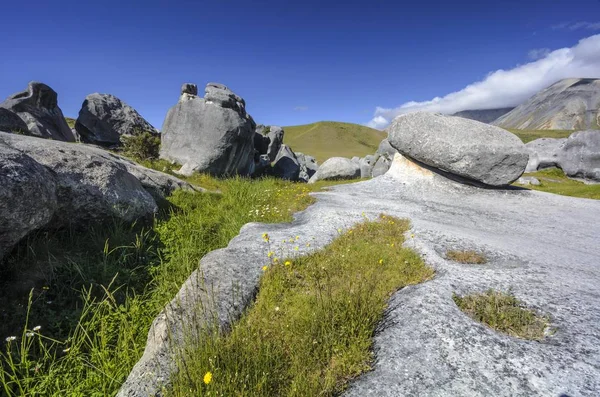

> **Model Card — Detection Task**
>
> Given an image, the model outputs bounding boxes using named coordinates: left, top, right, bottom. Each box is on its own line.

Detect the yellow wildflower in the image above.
left=262, top=233, right=270, bottom=242
left=203, top=371, right=213, bottom=384
left=285, top=261, right=292, bottom=266
left=378, top=259, right=384, bottom=265
left=267, top=251, right=274, bottom=258
left=262, top=265, right=268, bottom=272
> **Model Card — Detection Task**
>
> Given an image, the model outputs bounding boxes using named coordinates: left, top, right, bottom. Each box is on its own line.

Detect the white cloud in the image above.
left=294, top=106, right=308, bottom=111
left=367, top=34, right=600, bottom=129
left=553, top=21, right=600, bottom=31
left=528, top=48, right=550, bottom=60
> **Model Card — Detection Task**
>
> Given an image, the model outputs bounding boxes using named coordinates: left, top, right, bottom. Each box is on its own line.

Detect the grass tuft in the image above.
left=171, top=215, right=434, bottom=396
left=453, top=290, right=548, bottom=340
left=446, top=250, right=487, bottom=264
left=518, top=168, right=600, bottom=200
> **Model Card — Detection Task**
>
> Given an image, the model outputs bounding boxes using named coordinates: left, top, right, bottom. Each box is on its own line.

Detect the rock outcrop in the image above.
left=388, top=112, right=528, bottom=186
left=296, top=152, right=318, bottom=182
left=493, top=78, right=600, bottom=130
left=0, top=82, right=75, bottom=141
left=558, top=130, right=600, bottom=181
left=160, top=83, right=256, bottom=176
left=524, top=138, right=565, bottom=172
left=0, top=132, right=195, bottom=261
left=359, top=155, right=377, bottom=178
left=75, top=93, right=158, bottom=146
left=310, top=157, right=360, bottom=182
left=272, top=144, right=300, bottom=180
left=0, top=108, right=29, bottom=134
left=372, top=156, right=391, bottom=177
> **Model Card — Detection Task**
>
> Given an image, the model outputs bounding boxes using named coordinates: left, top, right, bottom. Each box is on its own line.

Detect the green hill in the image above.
left=282, top=121, right=386, bottom=163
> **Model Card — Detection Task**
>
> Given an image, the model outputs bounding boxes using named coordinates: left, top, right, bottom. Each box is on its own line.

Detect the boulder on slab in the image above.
left=310, top=157, right=359, bottom=183
left=558, top=130, right=600, bottom=181
left=160, top=83, right=256, bottom=176
left=75, top=93, right=158, bottom=146
left=388, top=112, right=528, bottom=186
left=0, top=142, right=57, bottom=261
left=0, top=82, right=75, bottom=141
left=524, top=138, right=565, bottom=172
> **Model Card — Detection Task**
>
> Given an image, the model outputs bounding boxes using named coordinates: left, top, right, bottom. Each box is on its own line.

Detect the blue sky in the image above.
left=1, top=0, right=599, bottom=129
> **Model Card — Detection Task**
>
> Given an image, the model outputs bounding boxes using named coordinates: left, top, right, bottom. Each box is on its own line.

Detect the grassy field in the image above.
left=506, top=128, right=573, bottom=143
left=0, top=170, right=358, bottom=396
left=283, top=121, right=386, bottom=163
left=519, top=168, right=600, bottom=200
left=171, top=215, right=433, bottom=396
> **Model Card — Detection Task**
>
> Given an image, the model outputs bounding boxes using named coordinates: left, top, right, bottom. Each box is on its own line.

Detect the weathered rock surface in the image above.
left=524, top=138, right=565, bottom=172
left=376, top=138, right=398, bottom=160
left=310, top=157, right=360, bottom=182
left=558, top=130, right=600, bottom=181
left=516, top=176, right=541, bottom=186
left=75, top=93, right=158, bottom=146
left=266, top=126, right=284, bottom=162
left=372, top=155, right=391, bottom=177
left=160, top=83, right=256, bottom=176
left=0, top=143, right=57, bottom=260
left=272, top=144, right=300, bottom=180
left=0, top=108, right=29, bottom=134
left=119, top=152, right=600, bottom=397
left=493, top=78, right=600, bottom=130
left=296, top=152, right=318, bottom=183
left=0, top=82, right=75, bottom=141
left=452, top=107, right=515, bottom=123
left=388, top=112, right=529, bottom=186
left=0, top=132, right=194, bottom=247
left=359, top=155, right=377, bottom=178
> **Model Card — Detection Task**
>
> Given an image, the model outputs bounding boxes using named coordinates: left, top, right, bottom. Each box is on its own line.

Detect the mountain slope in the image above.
left=452, top=107, right=514, bottom=123
left=283, top=121, right=386, bottom=163
left=493, top=78, right=600, bottom=130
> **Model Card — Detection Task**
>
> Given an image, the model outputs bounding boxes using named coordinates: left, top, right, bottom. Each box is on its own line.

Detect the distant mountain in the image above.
left=283, top=121, right=386, bottom=163
left=493, top=78, right=600, bottom=130
left=452, top=108, right=515, bottom=124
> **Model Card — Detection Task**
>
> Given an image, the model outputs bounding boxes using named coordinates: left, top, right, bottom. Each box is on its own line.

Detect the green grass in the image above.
left=0, top=172, right=357, bottom=396
left=446, top=250, right=487, bottom=264
left=170, top=215, right=433, bottom=396
left=453, top=290, right=548, bottom=340
left=64, top=117, right=76, bottom=129
left=283, top=122, right=386, bottom=163
left=505, top=129, right=573, bottom=143
left=517, top=168, right=600, bottom=200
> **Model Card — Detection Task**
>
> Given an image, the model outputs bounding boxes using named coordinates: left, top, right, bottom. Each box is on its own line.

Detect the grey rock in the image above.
left=181, top=83, right=198, bottom=96
left=253, top=131, right=270, bottom=156
left=494, top=78, right=600, bottom=130
left=0, top=82, right=75, bottom=141
left=524, top=138, right=565, bottom=172
left=0, top=142, right=57, bottom=260
left=119, top=152, right=600, bottom=397
left=351, top=156, right=360, bottom=164
left=388, top=112, right=529, bottom=186
left=452, top=107, right=515, bottom=124
left=0, top=108, right=29, bottom=134
left=359, top=155, right=377, bottom=178
left=160, top=83, right=256, bottom=176
left=272, top=144, right=300, bottom=181
left=75, top=93, right=159, bottom=146
left=372, top=155, right=391, bottom=177
left=0, top=132, right=193, bottom=228
left=516, top=176, right=541, bottom=186
left=375, top=138, right=398, bottom=160
left=266, top=126, right=284, bottom=162
left=311, top=157, right=360, bottom=182
left=558, top=130, right=600, bottom=181
left=296, top=152, right=318, bottom=183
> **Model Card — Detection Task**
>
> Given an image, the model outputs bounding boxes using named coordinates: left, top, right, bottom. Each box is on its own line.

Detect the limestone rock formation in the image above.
left=296, top=152, right=319, bottom=182
left=0, top=82, right=75, bottom=141
left=372, top=155, right=391, bottom=177
left=0, top=108, right=29, bottom=134
left=493, top=78, right=600, bottom=130
left=0, top=143, right=57, bottom=260
left=160, top=83, right=256, bottom=176
left=359, top=155, right=377, bottom=178
left=272, top=144, right=300, bottom=180
left=388, top=112, right=528, bottom=186
left=75, top=93, right=158, bottom=146
left=524, top=138, right=565, bottom=172
left=310, top=157, right=360, bottom=182
left=558, top=130, right=600, bottom=181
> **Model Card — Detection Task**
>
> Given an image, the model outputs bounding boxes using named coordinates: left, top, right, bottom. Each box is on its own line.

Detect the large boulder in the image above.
left=296, top=152, right=318, bottom=182
left=558, top=131, right=600, bottom=181
left=75, top=93, right=158, bottom=146
left=359, top=155, right=377, bottom=178
left=272, top=145, right=300, bottom=180
left=0, top=82, right=75, bottom=141
left=0, top=108, right=29, bottom=134
left=310, top=157, right=360, bottom=183
left=266, top=126, right=284, bottom=162
left=388, top=112, right=528, bottom=186
left=0, top=142, right=57, bottom=261
left=160, top=83, right=256, bottom=176
left=524, top=138, right=565, bottom=172
left=376, top=138, right=398, bottom=160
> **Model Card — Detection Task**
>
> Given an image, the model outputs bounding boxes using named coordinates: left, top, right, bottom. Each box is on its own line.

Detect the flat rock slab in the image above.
left=120, top=155, right=600, bottom=397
